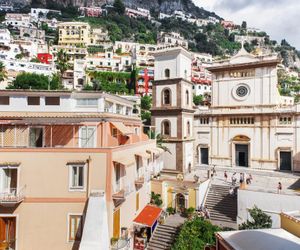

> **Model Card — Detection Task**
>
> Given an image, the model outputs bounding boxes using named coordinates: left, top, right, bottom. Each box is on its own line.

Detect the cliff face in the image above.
left=28, top=0, right=219, bottom=19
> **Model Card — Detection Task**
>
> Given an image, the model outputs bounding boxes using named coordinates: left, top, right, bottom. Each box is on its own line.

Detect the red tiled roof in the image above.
left=133, top=205, right=162, bottom=227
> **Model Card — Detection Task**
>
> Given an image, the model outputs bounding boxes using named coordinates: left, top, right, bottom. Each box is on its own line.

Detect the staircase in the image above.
left=205, top=184, right=237, bottom=226
left=147, top=224, right=180, bottom=250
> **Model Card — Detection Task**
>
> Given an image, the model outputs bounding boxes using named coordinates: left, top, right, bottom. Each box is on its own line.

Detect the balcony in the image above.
left=0, top=186, right=25, bottom=207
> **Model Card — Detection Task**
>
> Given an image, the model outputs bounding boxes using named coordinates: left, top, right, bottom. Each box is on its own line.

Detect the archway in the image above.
left=175, top=193, right=185, bottom=212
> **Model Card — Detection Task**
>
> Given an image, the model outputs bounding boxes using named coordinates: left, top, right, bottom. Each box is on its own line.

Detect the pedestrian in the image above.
left=239, top=173, right=244, bottom=184
left=224, top=171, right=228, bottom=182
left=278, top=182, right=282, bottom=194
left=229, top=186, right=234, bottom=196
left=204, top=206, right=210, bottom=219
left=231, top=172, right=237, bottom=185
left=246, top=173, right=253, bottom=185
left=212, top=166, right=217, bottom=176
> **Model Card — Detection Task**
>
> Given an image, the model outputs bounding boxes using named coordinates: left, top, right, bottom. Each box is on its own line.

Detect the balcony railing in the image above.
left=0, top=186, right=26, bottom=206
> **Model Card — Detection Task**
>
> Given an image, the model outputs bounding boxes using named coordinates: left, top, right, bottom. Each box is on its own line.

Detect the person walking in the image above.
left=231, top=172, right=237, bottom=186
left=239, top=173, right=244, bottom=184
left=224, top=171, right=228, bottom=182
left=278, top=182, right=282, bottom=194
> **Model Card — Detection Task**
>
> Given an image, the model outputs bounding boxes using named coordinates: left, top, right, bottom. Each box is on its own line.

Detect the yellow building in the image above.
left=58, top=22, right=110, bottom=48
left=281, top=211, right=300, bottom=238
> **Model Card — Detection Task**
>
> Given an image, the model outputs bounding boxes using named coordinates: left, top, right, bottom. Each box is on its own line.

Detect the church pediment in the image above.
left=230, top=47, right=257, bottom=64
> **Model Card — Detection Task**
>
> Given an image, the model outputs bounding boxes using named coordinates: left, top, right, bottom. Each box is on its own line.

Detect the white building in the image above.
left=194, top=47, right=300, bottom=172
left=157, top=32, right=188, bottom=49
left=30, top=8, right=61, bottom=20
left=158, top=12, right=172, bottom=20
left=4, top=13, right=32, bottom=29
left=151, top=47, right=194, bottom=173
left=125, top=7, right=151, bottom=20
left=0, top=29, right=11, bottom=45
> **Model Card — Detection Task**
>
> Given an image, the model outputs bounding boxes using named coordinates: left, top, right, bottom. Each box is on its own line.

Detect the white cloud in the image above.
left=193, top=0, right=300, bottom=49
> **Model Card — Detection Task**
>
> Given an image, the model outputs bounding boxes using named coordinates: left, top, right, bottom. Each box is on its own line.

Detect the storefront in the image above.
left=133, top=205, right=162, bottom=250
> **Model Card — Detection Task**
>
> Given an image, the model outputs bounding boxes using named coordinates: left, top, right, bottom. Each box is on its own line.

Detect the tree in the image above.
left=0, top=62, right=7, bottom=82
left=241, top=21, right=247, bottom=30
left=193, top=94, right=203, bottom=106
left=113, top=0, right=125, bottom=15
left=55, top=49, right=70, bottom=80
left=141, top=95, right=152, bottom=110
left=7, top=72, right=62, bottom=90
left=239, top=206, right=272, bottom=230
left=172, top=217, right=220, bottom=250
left=150, top=192, right=163, bottom=207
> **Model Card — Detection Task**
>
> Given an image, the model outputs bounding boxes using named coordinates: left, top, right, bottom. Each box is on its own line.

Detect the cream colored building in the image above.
left=195, top=48, right=300, bottom=172
left=58, top=22, right=110, bottom=48
left=0, top=90, right=164, bottom=250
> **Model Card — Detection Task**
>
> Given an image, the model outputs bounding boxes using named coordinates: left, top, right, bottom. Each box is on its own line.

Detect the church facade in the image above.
left=195, top=48, right=300, bottom=172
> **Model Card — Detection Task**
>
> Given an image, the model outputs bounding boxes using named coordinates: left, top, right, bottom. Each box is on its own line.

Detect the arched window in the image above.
left=187, top=121, right=191, bottom=137
left=185, top=90, right=189, bottom=105
left=163, top=89, right=171, bottom=105
left=162, top=120, right=170, bottom=136
left=164, top=68, right=170, bottom=78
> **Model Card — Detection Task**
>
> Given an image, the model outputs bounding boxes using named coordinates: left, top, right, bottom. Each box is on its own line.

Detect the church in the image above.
left=151, top=46, right=300, bottom=174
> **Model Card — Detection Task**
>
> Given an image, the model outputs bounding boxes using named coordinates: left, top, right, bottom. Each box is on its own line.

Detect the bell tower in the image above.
left=151, top=47, right=195, bottom=175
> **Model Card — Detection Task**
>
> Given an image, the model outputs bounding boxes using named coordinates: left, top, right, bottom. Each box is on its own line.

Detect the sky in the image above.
left=194, top=0, right=300, bottom=50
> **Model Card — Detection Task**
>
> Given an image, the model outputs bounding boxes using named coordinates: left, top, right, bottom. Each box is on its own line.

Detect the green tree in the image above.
left=193, top=94, right=203, bottom=106
left=0, top=62, right=7, bottom=82
left=239, top=206, right=272, bottom=230
left=141, top=95, right=152, bottom=110
left=7, top=73, right=62, bottom=90
left=241, top=21, right=247, bottom=30
left=113, top=0, right=126, bottom=15
left=56, top=49, right=70, bottom=80
left=172, top=217, right=220, bottom=250
left=150, top=192, right=163, bottom=207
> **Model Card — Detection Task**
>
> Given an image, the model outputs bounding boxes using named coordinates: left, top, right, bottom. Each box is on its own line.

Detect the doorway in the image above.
left=280, top=151, right=292, bottom=171
left=235, top=144, right=249, bottom=167
left=200, top=148, right=209, bottom=165
left=0, top=217, right=16, bottom=250
left=175, top=193, right=185, bottom=212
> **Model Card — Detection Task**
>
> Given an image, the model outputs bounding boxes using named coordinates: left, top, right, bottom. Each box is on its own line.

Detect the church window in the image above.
left=236, top=85, right=249, bottom=97
left=165, top=69, right=170, bottom=78
left=162, top=120, right=170, bottom=136
left=162, top=88, right=171, bottom=105
left=279, top=117, right=292, bottom=125
left=185, top=90, right=189, bottom=105
left=230, top=117, right=254, bottom=125
left=200, top=118, right=209, bottom=124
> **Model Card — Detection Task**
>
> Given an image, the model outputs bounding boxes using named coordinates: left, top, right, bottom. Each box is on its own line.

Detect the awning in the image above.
left=110, top=122, right=133, bottom=136
left=133, top=205, right=162, bottom=228
left=147, top=147, right=164, bottom=156
left=135, top=151, right=151, bottom=159
left=113, top=156, right=135, bottom=166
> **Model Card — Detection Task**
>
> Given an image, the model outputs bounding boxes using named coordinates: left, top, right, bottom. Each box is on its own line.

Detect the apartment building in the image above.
left=0, top=29, right=11, bottom=46
left=125, top=7, right=151, bottom=20
left=157, top=32, right=188, bottom=49
left=191, top=53, right=212, bottom=96
left=4, top=14, right=32, bottom=29
left=0, top=90, right=163, bottom=250
left=19, top=27, right=46, bottom=41
left=58, top=22, right=110, bottom=48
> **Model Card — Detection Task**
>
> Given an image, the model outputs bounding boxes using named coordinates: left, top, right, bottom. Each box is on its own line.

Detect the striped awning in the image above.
left=147, top=147, right=164, bottom=156
left=135, top=151, right=151, bottom=159
left=110, top=122, right=133, bottom=135
left=113, top=156, right=135, bottom=166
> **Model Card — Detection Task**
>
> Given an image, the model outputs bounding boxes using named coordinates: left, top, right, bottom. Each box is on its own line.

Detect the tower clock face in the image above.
left=232, top=84, right=250, bottom=101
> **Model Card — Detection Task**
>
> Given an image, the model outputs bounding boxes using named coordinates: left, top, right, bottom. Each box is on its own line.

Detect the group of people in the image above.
left=197, top=205, right=210, bottom=219
left=223, top=171, right=253, bottom=186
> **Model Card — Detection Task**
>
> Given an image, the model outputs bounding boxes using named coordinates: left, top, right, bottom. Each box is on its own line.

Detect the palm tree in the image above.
left=147, top=130, right=171, bottom=154
left=0, top=62, right=7, bottom=82
left=55, top=49, right=70, bottom=80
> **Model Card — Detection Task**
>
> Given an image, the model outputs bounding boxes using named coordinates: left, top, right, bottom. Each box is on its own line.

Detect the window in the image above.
left=112, top=128, right=118, bottom=138
left=185, top=90, right=189, bottom=105
left=230, top=117, right=254, bottom=125
left=162, top=120, right=170, bottom=136
left=68, top=215, right=83, bottom=241
left=187, top=121, right=191, bottom=137
left=79, top=126, right=96, bottom=148
left=70, top=165, right=84, bottom=189
left=29, top=127, right=43, bottom=147
left=200, top=117, right=209, bottom=124
left=45, top=96, right=60, bottom=106
left=279, top=117, right=292, bottom=125
left=76, top=98, right=98, bottom=106
left=163, top=89, right=171, bottom=105
left=164, top=69, right=170, bottom=78
left=116, top=104, right=122, bottom=114
left=27, top=96, right=40, bottom=105
left=0, top=96, right=9, bottom=105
